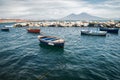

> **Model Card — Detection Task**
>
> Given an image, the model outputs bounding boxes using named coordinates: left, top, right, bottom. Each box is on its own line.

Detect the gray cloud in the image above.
left=0, top=0, right=120, bottom=19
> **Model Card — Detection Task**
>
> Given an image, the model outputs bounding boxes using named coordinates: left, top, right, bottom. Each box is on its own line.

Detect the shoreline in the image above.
left=13, top=20, right=120, bottom=28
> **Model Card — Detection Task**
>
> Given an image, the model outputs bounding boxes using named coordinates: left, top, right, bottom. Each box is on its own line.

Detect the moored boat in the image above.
left=1, top=27, right=9, bottom=31
left=27, top=27, right=40, bottom=33
left=99, top=27, right=119, bottom=33
left=38, top=35, right=65, bottom=48
left=81, top=30, right=107, bottom=36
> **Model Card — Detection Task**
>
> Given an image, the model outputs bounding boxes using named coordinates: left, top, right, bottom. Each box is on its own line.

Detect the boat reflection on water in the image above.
left=39, top=43, right=64, bottom=52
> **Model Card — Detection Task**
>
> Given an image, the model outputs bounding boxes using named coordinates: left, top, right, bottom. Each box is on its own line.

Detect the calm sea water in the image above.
left=0, top=23, right=120, bottom=80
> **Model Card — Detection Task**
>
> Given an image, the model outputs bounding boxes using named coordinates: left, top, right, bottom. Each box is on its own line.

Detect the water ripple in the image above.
left=0, top=25, right=120, bottom=80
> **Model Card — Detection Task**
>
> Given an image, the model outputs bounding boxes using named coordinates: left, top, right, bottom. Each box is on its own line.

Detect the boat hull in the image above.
left=27, top=29, right=40, bottom=33
left=40, top=40, right=64, bottom=48
left=81, top=30, right=107, bottom=36
left=1, top=28, right=9, bottom=31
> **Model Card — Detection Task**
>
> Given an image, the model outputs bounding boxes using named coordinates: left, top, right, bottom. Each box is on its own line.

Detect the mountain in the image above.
left=61, top=12, right=105, bottom=20
left=110, top=18, right=120, bottom=20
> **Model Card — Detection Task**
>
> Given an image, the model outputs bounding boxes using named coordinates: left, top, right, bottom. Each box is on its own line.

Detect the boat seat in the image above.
left=41, top=37, right=58, bottom=41
left=49, top=38, right=58, bottom=41
left=42, top=38, right=53, bottom=40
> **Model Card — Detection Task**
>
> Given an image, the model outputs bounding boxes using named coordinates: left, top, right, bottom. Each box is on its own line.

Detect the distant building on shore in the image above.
left=0, top=19, right=27, bottom=23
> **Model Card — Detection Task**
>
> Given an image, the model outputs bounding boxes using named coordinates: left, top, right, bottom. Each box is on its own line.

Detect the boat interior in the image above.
left=41, top=37, right=58, bottom=41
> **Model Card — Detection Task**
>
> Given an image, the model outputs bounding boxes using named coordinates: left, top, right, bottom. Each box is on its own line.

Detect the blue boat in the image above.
left=38, top=35, right=65, bottom=48
left=1, top=27, right=9, bottom=31
left=100, top=27, right=119, bottom=33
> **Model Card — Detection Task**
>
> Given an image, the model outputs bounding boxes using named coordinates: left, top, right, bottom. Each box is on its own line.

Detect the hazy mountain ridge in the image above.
left=61, top=12, right=106, bottom=20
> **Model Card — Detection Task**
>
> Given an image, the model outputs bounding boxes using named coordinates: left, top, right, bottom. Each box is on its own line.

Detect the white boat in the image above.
left=81, top=30, right=107, bottom=36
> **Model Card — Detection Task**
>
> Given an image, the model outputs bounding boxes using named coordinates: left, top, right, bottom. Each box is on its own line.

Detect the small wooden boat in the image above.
left=1, top=27, right=9, bottom=31
left=27, top=27, right=40, bottom=33
left=99, top=27, right=119, bottom=33
left=81, top=30, right=107, bottom=36
left=38, top=35, right=65, bottom=48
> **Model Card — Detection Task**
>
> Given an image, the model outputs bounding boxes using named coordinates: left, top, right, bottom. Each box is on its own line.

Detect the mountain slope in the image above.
left=61, top=12, right=105, bottom=20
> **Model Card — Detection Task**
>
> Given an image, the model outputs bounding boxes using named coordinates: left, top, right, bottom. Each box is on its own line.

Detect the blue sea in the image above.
left=0, top=23, right=120, bottom=80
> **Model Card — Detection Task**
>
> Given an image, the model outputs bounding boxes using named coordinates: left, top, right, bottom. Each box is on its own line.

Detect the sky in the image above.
left=0, top=0, right=120, bottom=19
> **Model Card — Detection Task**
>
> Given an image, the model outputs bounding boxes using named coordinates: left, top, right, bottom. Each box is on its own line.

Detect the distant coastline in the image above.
left=0, top=19, right=27, bottom=23
left=0, top=18, right=120, bottom=28
left=0, top=18, right=120, bottom=23
left=12, top=20, right=120, bottom=28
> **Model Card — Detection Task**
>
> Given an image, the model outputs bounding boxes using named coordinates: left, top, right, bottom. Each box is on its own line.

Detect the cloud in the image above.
left=0, top=0, right=120, bottom=19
